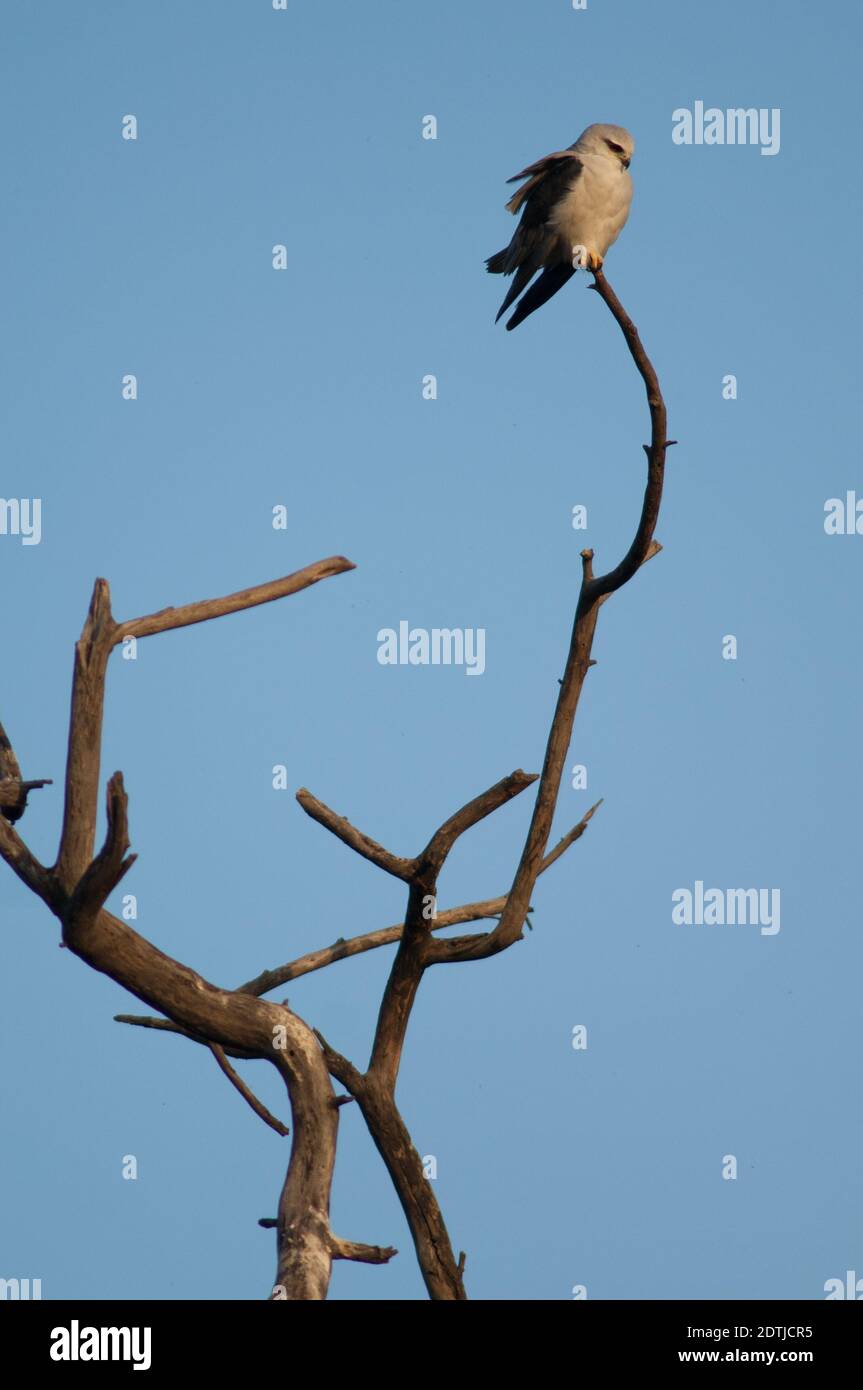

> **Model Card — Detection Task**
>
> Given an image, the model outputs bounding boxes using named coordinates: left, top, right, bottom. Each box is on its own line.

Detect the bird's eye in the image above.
left=605, top=140, right=624, bottom=154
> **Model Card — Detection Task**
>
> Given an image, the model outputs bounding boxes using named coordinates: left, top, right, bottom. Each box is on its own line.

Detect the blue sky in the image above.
left=1, top=0, right=861, bottom=1300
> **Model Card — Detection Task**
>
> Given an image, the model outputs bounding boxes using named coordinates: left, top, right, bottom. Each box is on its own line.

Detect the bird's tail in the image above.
left=485, top=248, right=510, bottom=274
left=494, top=263, right=536, bottom=323
left=505, top=263, right=576, bottom=330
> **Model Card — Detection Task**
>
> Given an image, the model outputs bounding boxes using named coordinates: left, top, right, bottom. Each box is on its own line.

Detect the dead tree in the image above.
left=0, top=270, right=668, bottom=1300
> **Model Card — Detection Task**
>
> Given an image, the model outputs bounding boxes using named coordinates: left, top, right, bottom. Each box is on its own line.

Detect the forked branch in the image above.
left=0, top=558, right=355, bottom=1301
left=1, top=265, right=668, bottom=1305
left=303, top=269, right=669, bottom=1298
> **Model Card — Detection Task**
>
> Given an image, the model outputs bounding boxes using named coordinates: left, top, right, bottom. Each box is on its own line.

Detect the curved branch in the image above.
left=584, top=270, right=669, bottom=601
left=415, top=770, right=538, bottom=876
left=306, top=273, right=668, bottom=1298
left=0, top=812, right=62, bottom=907
left=1, top=266, right=667, bottom=1305
left=436, top=268, right=668, bottom=961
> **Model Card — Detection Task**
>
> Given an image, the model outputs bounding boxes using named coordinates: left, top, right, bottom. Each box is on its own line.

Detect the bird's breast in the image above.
left=550, top=158, right=632, bottom=260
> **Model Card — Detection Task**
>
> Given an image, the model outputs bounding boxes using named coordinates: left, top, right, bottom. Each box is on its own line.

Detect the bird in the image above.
left=486, top=123, right=634, bottom=330
left=0, top=720, right=23, bottom=823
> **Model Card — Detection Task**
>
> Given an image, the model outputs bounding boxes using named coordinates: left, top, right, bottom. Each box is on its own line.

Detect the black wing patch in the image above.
left=504, top=263, right=576, bottom=331
left=486, top=151, right=582, bottom=327
left=504, top=151, right=583, bottom=219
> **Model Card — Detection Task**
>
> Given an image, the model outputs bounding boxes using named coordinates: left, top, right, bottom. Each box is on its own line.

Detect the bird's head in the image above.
left=573, top=123, right=635, bottom=169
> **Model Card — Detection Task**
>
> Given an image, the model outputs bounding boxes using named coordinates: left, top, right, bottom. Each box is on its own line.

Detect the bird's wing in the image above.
left=504, top=150, right=582, bottom=216
left=486, top=152, right=582, bottom=323
left=487, top=151, right=582, bottom=282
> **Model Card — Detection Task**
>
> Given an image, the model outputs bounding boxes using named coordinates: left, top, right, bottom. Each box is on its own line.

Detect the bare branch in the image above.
left=67, top=772, right=137, bottom=926
left=209, top=1044, right=290, bottom=1137
left=306, top=772, right=584, bottom=1295
left=366, top=770, right=544, bottom=1090
left=114, top=1014, right=264, bottom=1061
left=55, top=561, right=355, bottom=892
left=444, top=269, right=668, bottom=960
left=306, top=271, right=667, bottom=1298
left=55, top=578, right=119, bottom=891
left=241, top=808, right=598, bottom=996
left=278, top=799, right=602, bottom=1302
left=297, top=770, right=537, bottom=897
left=315, top=1045, right=466, bottom=1300
left=429, top=803, right=603, bottom=962
left=2, top=558, right=362, bottom=1300
left=533, top=799, right=602, bottom=874
left=596, top=540, right=662, bottom=607
left=240, top=930, right=408, bottom=994
left=585, top=271, right=668, bottom=601
left=117, top=557, right=355, bottom=641
left=330, top=1237, right=398, bottom=1264
left=416, top=769, right=537, bottom=876
left=114, top=1013, right=190, bottom=1034
left=295, top=789, right=416, bottom=881
left=239, top=912, right=484, bottom=996
left=80, top=906, right=339, bottom=1300
left=0, top=810, right=62, bottom=907
left=314, top=1029, right=366, bottom=1094
left=1, top=258, right=667, bottom=1304
left=264, top=1214, right=398, bottom=1266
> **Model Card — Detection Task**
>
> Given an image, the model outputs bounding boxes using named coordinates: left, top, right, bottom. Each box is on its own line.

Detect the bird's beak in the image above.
left=622, top=156, right=631, bottom=169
